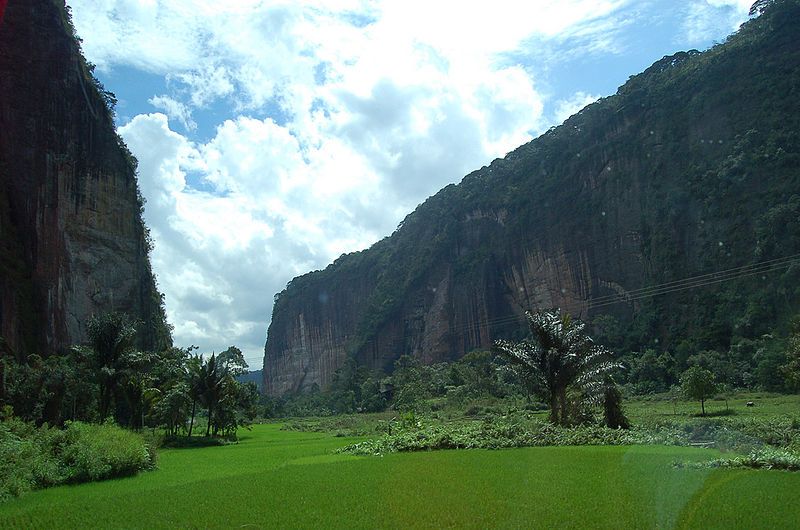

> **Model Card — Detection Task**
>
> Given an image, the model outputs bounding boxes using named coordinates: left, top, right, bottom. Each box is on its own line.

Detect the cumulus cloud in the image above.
left=67, top=0, right=636, bottom=367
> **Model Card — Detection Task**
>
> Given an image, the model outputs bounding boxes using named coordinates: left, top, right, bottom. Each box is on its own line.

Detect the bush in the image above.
left=603, top=386, right=630, bottom=429
left=464, top=405, right=481, bottom=417
left=59, top=421, right=156, bottom=482
left=0, top=419, right=155, bottom=502
left=0, top=419, right=64, bottom=502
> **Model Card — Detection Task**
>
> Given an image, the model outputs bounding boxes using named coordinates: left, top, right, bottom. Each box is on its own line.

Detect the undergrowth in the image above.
left=675, top=448, right=800, bottom=471
left=336, top=418, right=687, bottom=456
left=0, top=418, right=156, bottom=502
left=332, top=411, right=800, bottom=457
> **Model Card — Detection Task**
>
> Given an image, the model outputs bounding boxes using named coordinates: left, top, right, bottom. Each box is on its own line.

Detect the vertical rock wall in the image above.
left=0, top=0, right=170, bottom=357
left=263, top=3, right=800, bottom=396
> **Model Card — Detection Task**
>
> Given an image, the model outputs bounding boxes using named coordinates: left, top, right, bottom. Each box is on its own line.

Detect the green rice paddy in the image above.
left=1, top=423, right=799, bottom=529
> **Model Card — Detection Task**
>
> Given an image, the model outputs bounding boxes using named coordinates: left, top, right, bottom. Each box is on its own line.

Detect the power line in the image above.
left=464, top=254, right=800, bottom=334
left=260, top=253, right=799, bottom=361
left=583, top=253, right=800, bottom=307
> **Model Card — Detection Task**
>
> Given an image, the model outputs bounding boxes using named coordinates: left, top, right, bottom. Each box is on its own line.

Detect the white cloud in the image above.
left=553, top=91, right=601, bottom=125
left=148, top=95, right=196, bottom=131
left=172, top=64, right=235, bottom=109
left=119, top=113, right=386, bottom=365
left=681, top=0, right=752, bottom=46
left=67, top=0, right=637, bottom=368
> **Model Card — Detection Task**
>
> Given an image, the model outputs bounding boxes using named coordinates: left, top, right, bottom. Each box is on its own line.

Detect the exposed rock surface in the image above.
left=264, top=1, right=800, bottom=395
left=0, top=0, right=170, bottom=356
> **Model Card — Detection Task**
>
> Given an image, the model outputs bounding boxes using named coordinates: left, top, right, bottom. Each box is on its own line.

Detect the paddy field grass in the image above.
left=1, top=423, right=799, bottom=529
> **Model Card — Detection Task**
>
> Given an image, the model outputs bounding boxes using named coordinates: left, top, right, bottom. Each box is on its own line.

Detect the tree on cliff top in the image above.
left=493, top=309, right=621, bottom=426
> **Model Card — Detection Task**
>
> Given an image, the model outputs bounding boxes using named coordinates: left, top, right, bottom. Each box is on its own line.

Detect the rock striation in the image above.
left=0, top=0, right=171, bottom=357
left=264, top=1, right=800, bottom=395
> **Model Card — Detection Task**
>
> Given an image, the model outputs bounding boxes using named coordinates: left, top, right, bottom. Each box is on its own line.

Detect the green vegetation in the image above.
left=265, top=311, right=800, bottom=436
left=1, top=423, right=800, bottom=528
left=336, top=418, right=679, bottom=456
left=0, top=418, right=155, bottom=502
left=322, top=391, right=799, bottom=454
left=0, top=313, right=258, bottom=501
left=265, top=0, right=800, bottom=392
left=679, top=447, right=800, bottom=471
left=3, top=1, right=800, bottom=526
left=493, top=309, right=621, bottom=425
left=681, top=366, right=719, bottom=415
left=0, top=314, right=257, bottom=435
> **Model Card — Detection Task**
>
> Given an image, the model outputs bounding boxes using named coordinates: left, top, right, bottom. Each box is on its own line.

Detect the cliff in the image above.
left=0, top=0, right=171, bottom=357
left=264, top=0, right=800, bottom=395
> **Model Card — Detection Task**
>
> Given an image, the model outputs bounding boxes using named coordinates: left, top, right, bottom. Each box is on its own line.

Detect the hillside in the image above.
left=0, top=0, right=171, bottom=357
left=264, top=0, right=800, bottom=396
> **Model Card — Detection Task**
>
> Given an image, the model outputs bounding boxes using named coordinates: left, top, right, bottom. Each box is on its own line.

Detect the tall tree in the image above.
left=84, top=313, right=138, bottom=421
left=197, top=354, right=226, bottom=437
left=218, top=346, right=248, bottom=377
left=493, top=309, right=620, bottom=425
left=185, top=354, right=202, bottom=437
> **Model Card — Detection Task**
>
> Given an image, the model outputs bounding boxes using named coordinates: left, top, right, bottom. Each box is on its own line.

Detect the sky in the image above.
left=65, top=0, right=755, bottom=370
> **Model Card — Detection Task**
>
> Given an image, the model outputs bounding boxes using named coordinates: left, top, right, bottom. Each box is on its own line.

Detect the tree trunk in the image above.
left=206, top=404, right=213, bottom=437
left=99, top=385, right=109, bottom=420
left=548, top=393, right=559, bottom=424
left=188, top=399, right=196, bottom=437
left=558, top=387, right=568, bottom=426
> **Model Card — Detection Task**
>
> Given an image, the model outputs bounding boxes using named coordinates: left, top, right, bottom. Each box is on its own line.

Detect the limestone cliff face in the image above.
left=264, top=1, right=800, bottom=395
left=0, top=0, right=170, bottom=356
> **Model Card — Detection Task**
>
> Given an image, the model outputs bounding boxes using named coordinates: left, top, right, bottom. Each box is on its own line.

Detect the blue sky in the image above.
left=66, top=0, right=754, bottom=369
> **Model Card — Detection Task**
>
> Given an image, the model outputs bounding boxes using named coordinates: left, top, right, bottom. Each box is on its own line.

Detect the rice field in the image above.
left=1, top=423, right=799, bottom=529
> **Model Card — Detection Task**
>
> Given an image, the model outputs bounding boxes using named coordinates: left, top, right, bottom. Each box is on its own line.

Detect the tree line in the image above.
left=266, top=309, right=800, bottom=422
left=0, top=313, right=258, bottom=438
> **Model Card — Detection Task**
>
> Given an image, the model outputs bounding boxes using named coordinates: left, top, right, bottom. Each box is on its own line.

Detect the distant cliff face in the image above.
left=264, top=1, right=800, bottom=396
left=0, top=0, right=171, bottom=356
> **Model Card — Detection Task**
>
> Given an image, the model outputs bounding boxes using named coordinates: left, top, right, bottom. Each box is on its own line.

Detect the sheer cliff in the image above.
left=264, top=1, right=800, bottom=395
left=0, top=0, right=171, bottom=357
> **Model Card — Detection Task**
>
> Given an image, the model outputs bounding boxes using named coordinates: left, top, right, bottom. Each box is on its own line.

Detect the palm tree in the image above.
left=196, top=354, right=226, bottom=437
left=493, top=309, right=619, bottom=426
left=185, top=354, right=202, bottom=437
left=85, top=313, right=138, bottom=421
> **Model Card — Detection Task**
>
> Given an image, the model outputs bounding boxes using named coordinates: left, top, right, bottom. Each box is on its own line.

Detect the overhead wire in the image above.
left=251, top=252, right=800, bottom=366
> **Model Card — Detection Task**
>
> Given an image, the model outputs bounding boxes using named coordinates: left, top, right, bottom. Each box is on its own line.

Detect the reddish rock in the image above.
left=0, top=0, right=170, bottom=357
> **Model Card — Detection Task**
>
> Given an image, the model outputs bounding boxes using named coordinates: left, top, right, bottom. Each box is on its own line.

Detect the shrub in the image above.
left=0, top=419, right=64, bottom=501
left=0, top=419, right=155, bottom=503
left=59, top=421, right=156, bottom=482
left=603, top=386, right=630, bottom=429
left=464, top=405, right=481, bottom=417
left=161, top=433, right=235, bottom=448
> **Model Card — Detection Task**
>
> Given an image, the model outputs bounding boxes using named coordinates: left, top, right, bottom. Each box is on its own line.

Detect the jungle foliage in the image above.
left=0, top=315, right=258, bottom=436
